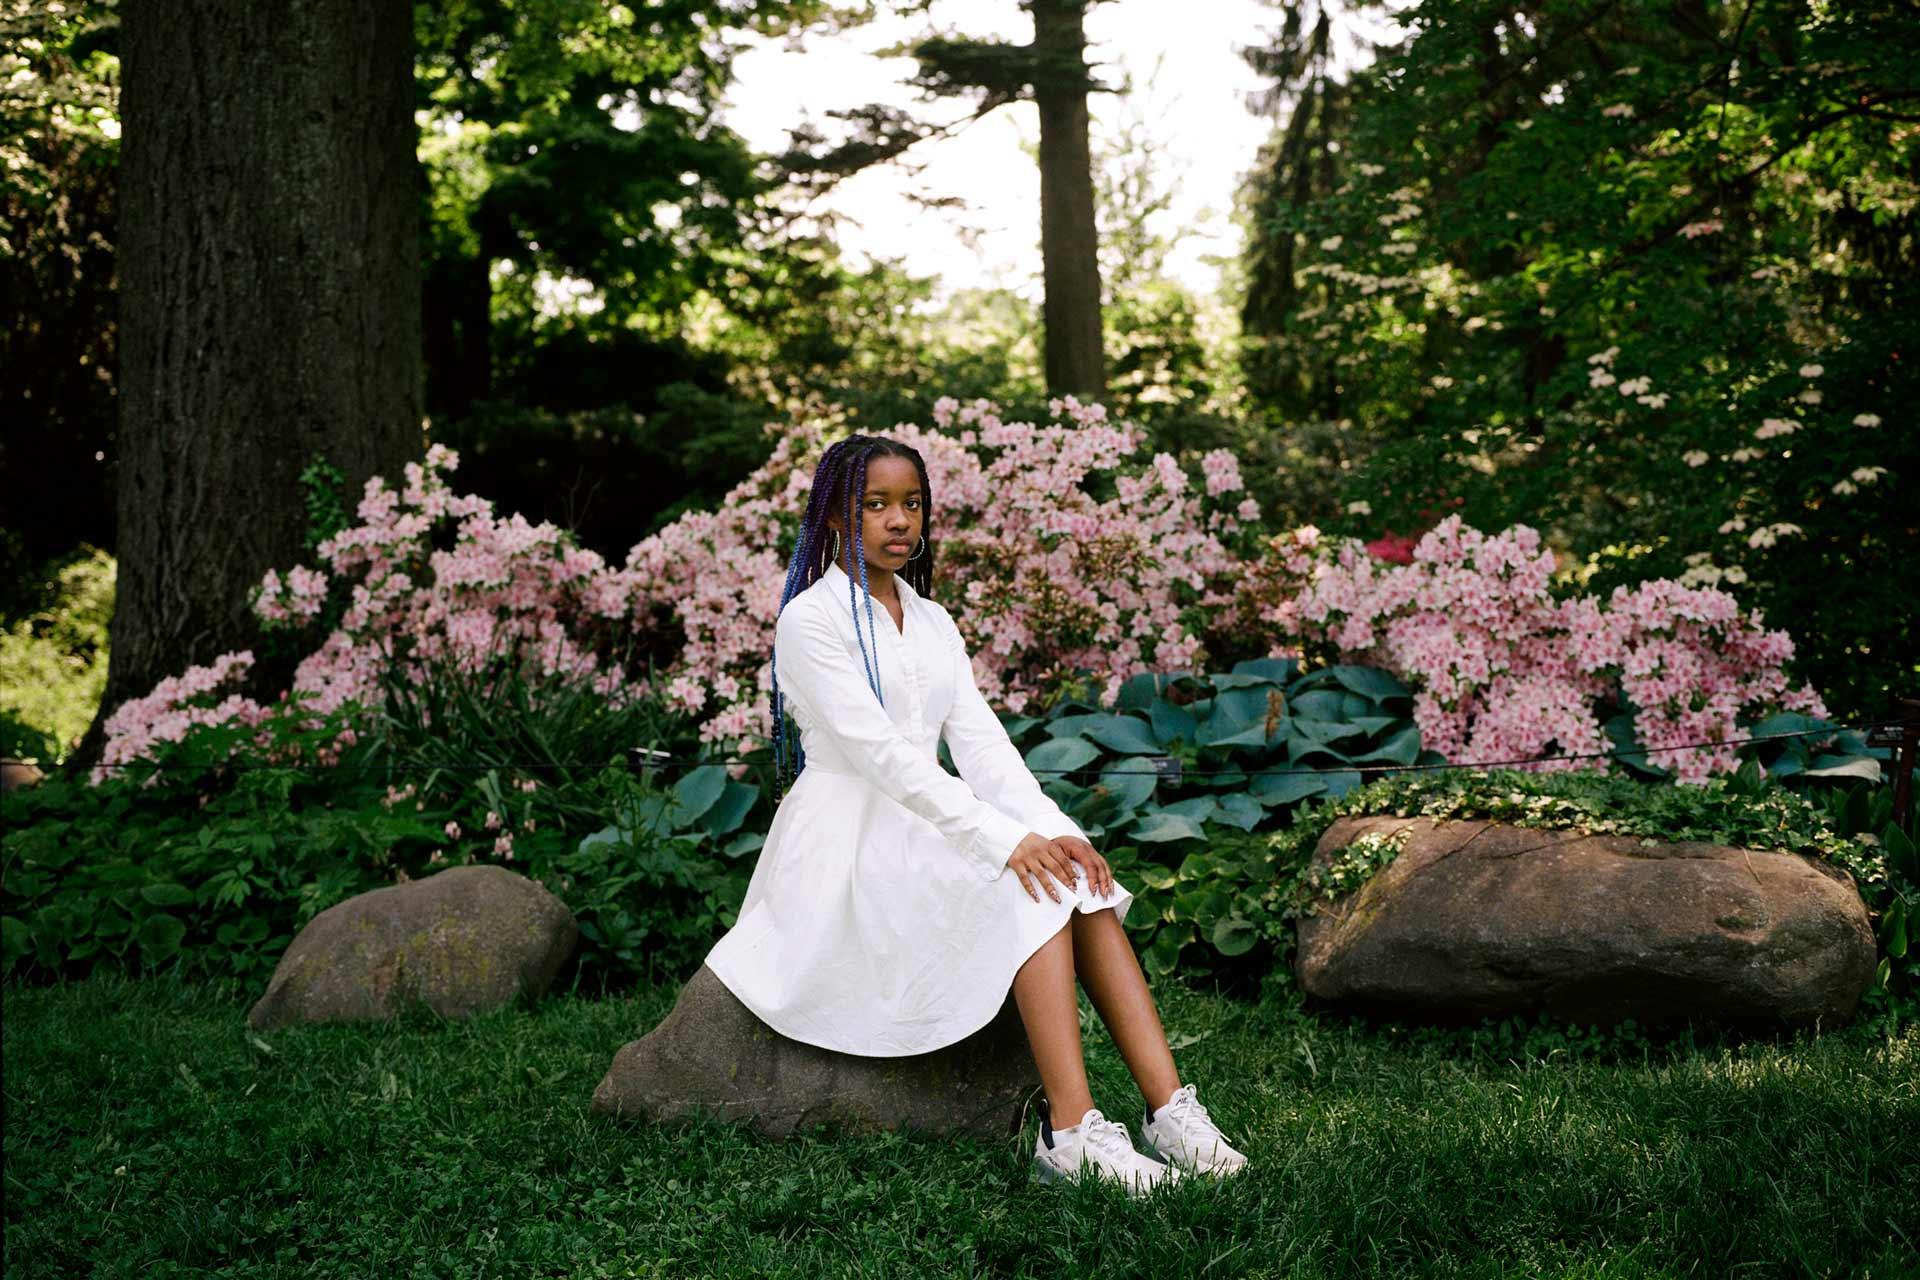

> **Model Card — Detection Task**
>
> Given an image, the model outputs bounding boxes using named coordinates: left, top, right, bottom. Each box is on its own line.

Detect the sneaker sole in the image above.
left=1031, top=1160, right=1169, bottom=1197
left=1142, top=1138, right=1247, bottom=1177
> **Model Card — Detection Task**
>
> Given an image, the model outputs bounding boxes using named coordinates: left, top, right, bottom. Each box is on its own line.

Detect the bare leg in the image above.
left=1011, top=920, right=1096, bottom=1126
left=1071, top=907, right=1181, bottom=1115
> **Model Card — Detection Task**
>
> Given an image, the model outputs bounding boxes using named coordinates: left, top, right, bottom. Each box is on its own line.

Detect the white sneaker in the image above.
left=1141, top=1083, right=1249, bottom=1177
left=1031, top=1102, right=1182, bottom=1197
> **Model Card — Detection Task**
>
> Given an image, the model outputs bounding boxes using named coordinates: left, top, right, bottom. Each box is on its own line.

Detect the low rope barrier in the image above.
left=69, top=717, right=1913, bottom=782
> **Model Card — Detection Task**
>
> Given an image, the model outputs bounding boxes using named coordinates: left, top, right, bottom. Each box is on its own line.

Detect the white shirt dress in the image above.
left=704, top=559, right=1137, bottom=1057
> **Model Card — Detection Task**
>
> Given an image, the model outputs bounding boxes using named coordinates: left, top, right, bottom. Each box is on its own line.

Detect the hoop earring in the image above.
left=906, top=535, right=927, bottom=561
left=827, top=529, right=841, bottom=566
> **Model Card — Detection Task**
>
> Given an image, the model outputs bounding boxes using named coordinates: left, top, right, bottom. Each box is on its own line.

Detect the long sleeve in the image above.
left=937, top=607, right=1090, bottom=849
left=775, top=599, right=1031, bottom=881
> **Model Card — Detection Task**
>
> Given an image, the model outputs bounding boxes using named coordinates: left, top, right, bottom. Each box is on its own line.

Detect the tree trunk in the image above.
left=1029, top=0, right=1106, bottom=399
left=75, top=0, right=421, bottom=769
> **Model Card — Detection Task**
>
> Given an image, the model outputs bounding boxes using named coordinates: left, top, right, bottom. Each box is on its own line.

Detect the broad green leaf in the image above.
left=1765, top=754, right=1806, bottom=778
left=1748, top=712, right=1829, bottom=740
left=670, top=765, right=728, bottom=824
left=1000, top=714, right=1043, bottom=739
left=1045, top=713, right=1112, bottom=740
left=1286, top=739, right=1357, bottom=766
left=1099, top=757, right=1159, bottom=810
left=1211, top=794, right=1266, bottom=831
left=140, top=882, right=195, bottom=907
left=137, top=913, right=187, bottom=961
left=1026, top=737, right=1101, bottom=777
left=1137, top=865, right=1180, bottom=891
left=1803, top=756, right=1882, bottom=782
left=1249, top=771, right=1328, bottom=806
left=1603, top=713, right=1669, bottom=777
left=1327, top=665, right=1409, bottom=702
left=1149, top=699, right=1200, bottom=747
left=1318, top=770, right=1365, bottom=799
left=1289, top=690, right=1348, bottom=721
left=1287, top=717, right=1356, bottom=744
left=1131, top=811, right=1207, bottom=843
left=1081, top=715, right=1162, bottom=755
left=1212, top=916, right=1260, bottom=956
left=1215, top=686, right=1274, bottom=724
left=1192, top=889, right=1233, bottom=928
left=721, top=831, right=764, bottom=860
left=1160, top=796, right=1218, bottom=823
left=1116, top=672, right=1161, bottom=712
left=1144, top=927, right=1188, bottom=977
left=1205, top=720, right=1272, bottom=749
left=701, top=781, right=760, bottom=836
left=577, top=823, right=625, bottom=852
left=1883, top=825, right=1917, bottom=880
left=1347, top=725, right=1423, bottom=766
left=1230, top=656, right=1298, bottom=684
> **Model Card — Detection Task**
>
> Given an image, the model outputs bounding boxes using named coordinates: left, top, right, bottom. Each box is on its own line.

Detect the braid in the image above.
left=848, top=446, right=885, bottom=707
left=768, top=434, right=940, bottom=795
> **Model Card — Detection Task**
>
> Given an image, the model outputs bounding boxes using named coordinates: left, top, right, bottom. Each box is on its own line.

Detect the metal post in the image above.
left=1868, top=697, right=1920, bottom=833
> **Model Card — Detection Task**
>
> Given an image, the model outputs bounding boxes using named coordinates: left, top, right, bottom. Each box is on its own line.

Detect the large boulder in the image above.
left=1295, top=815, right=1877, bottom=1029
left=592, top=964, right=1038, bottom=1138
left=249, top=864, right=576, bottom=1031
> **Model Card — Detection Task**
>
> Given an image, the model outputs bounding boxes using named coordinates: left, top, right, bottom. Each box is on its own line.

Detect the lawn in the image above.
left=4, top=972, right=1915, bottom=1278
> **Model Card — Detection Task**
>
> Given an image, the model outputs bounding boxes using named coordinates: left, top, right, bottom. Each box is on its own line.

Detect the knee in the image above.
left=1069, top=904, right=1117, bottom=930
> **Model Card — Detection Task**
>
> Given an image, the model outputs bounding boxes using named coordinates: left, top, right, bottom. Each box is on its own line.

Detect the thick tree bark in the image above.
left=75, top=0, right=420, bottom=768
left=1029, top=0, right=1106, bottom=399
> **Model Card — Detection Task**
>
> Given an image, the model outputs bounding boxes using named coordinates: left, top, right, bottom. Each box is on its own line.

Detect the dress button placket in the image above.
left=904, top=602, right=924, bottom=741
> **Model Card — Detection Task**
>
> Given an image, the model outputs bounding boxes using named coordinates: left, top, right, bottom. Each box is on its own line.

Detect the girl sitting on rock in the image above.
left=703, top=433, right=1249, bottom=1194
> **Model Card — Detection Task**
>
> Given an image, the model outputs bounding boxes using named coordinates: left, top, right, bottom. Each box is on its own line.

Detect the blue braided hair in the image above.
left=769, top=434, right=938, bottom=796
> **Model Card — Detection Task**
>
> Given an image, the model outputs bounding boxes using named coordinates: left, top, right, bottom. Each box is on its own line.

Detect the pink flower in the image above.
left=1242, top=514, right=1824, bottom=781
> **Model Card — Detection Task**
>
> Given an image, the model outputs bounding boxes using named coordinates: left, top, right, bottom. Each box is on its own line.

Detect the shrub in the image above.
left=1228, top=516, right=1829, bottom=783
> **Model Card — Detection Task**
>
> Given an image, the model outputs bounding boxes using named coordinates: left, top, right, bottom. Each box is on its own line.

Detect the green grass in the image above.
left=4, top=973, right=1915, bottom=1279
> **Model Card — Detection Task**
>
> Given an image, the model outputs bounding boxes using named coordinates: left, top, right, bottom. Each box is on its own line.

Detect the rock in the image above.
left=592, top=964, right=1038, bottom=1138
left=248, top=865, right=576, bottom=1031
left=2, top=759, right=45, bottom=792
left=1294, top=815, right=1877, bottom=1029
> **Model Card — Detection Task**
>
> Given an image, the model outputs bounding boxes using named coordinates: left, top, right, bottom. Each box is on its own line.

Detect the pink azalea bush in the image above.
left=94, top=404, right=1829, bottom=789
left=1236, top=515, right=1828, bottom=783
left=94, top=444, right=653, bottom=783
left=91, top=651, right=274, bottom=784
left=253, top=442, right=646, bottom=720
left=625, top=394, right=1258, bottom=757
left=95, top=401, right=1256, bottom=779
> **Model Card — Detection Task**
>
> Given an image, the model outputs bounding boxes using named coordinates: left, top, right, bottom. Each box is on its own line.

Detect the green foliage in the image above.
left=295, top=456, right=351, bottom=556
left=414, top=0, right=848, bottom=423
left=0, top=650, right=780, bottom=991
left=0, top=545, right=114, bottom=763
left=1238, top=0, right=1920, bottom=721
left=561, top=761, right=765, bottom=987
left=1, top=3, right=120, bottom=568
left=985, top=655, right=1433, bottom=981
